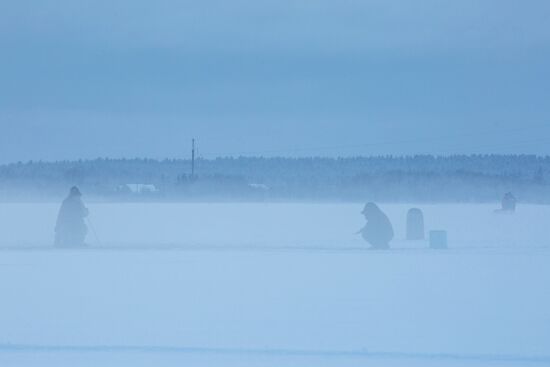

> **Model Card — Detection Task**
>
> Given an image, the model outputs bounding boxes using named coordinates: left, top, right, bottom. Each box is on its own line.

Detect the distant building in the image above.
left=119, top=184, right=159, bottom=194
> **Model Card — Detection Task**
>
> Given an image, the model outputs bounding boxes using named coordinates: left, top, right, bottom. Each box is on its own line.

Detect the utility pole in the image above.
left=191, top=138, right=195, bottom=178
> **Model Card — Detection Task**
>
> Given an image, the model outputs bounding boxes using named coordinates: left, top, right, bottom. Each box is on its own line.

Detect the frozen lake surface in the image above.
left=0, top=203, right=549, bottom=366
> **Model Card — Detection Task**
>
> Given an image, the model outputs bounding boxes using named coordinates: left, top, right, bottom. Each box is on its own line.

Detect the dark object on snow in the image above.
left=358, top=202, right=394, bottom=249
left=55, top=186, right=89, bottom=247
left=429, top=230, right=447, bottom=249
left=406, top=208, right=425, bottom=240
left=501, top=192, right=517, bottom=212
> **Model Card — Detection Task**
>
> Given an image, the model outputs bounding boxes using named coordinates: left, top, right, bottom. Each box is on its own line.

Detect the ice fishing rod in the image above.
left=86, top=216, right=102, bottom=246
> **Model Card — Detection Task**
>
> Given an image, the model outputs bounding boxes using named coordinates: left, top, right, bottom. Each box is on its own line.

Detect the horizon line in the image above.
left=2, top=153, right=550, bottom=166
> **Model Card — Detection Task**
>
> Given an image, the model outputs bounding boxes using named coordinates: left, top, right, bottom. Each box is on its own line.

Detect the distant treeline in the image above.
left=0, top=155, right=549, bottom=202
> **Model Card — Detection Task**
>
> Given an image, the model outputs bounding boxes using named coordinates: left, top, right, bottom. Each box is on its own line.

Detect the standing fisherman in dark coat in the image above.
left=55, top=186, right=89, bottom=247
left=357, top=202, right=394, bottom=249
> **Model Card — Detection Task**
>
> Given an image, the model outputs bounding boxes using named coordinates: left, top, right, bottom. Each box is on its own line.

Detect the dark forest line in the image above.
left=1, top=155, right=549, bottom=202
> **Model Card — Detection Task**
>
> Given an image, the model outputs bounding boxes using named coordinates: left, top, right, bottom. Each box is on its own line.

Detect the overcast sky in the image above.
left=1, top=0, right=549, bottom=163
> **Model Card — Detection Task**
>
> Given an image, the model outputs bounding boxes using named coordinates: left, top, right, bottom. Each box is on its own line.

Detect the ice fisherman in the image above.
left=501, top=192, right=517, bottom=212
left=55, top=186, right=89, bottom=247
left=357, top=202, right=394, bottom=249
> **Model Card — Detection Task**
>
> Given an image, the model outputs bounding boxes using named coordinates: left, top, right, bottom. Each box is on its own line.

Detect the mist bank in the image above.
left=0, top=155, right=549, bottom=203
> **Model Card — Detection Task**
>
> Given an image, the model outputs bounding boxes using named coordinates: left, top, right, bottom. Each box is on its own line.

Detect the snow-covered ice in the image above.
left=0, top=203, right=549, bottom=366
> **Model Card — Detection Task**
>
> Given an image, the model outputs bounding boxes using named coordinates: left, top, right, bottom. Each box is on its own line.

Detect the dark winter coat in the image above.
left=360, top=203, right=394, bottom=249
left=55, top=195, right=89, bottom=246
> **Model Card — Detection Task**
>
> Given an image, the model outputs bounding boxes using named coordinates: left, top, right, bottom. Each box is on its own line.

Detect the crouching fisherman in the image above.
left=55, top=186, right=89, bottom=247
left=357, top=202, right=394, bottom=249
left=501, top=192, right=517, bottom=212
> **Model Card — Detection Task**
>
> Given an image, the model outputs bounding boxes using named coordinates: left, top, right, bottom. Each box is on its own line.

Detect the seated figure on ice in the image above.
left=357, top=202, right=394, bottom=249
left=55, top=186, right=89, bottom=247
left=501, top=192, right=517, bottom=212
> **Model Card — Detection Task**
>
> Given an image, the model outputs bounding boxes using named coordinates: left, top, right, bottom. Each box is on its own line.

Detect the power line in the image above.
left=191, top=138, right=196, bottom=177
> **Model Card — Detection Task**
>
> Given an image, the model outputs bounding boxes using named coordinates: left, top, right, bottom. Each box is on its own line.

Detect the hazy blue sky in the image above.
left=1, top=0, right=549, bottom=163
